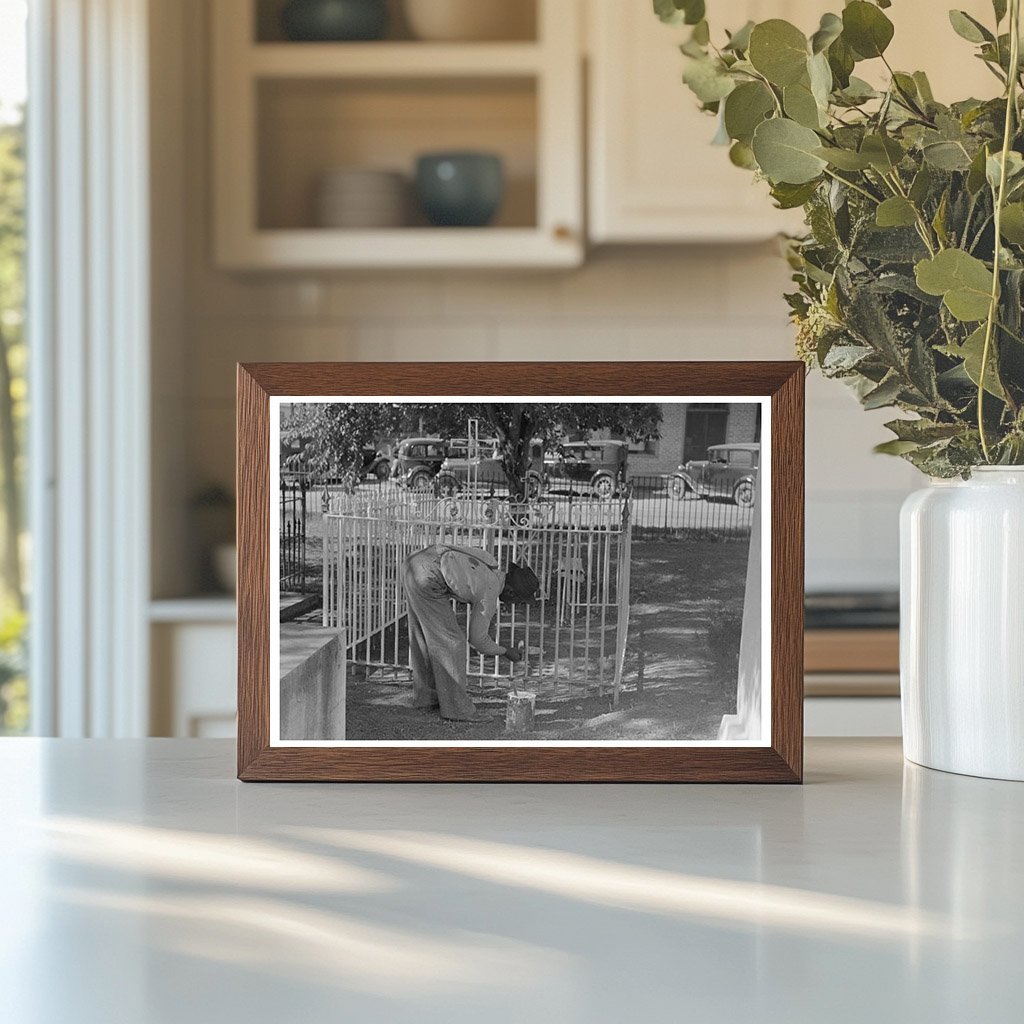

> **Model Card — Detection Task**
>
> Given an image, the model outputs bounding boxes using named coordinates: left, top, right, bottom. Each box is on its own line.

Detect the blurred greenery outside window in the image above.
left=0, top=0, right=28, bottom=734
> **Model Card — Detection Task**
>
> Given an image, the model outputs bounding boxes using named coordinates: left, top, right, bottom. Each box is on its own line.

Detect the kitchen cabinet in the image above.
left=587, top=0, right=812, bottom=243
left=211, top=0, right=583, bottom=269
left=587, top=0, right=998, bottom=244
left=150, top=600, right=237, bottom=737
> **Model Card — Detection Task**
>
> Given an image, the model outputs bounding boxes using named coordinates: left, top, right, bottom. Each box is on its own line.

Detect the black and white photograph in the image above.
left=270, top=397, right=769, bottom=746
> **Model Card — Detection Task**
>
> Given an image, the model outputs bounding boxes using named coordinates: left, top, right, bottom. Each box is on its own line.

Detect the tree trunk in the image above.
left=0, top=324, right=22, bottom=608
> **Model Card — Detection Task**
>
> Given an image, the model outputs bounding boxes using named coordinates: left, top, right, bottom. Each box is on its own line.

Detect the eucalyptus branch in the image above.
left=979, top=0, right=1021, bottom=461
left=885, top=170, right=940, bottom=254
left=822, top=167, right=880, bottom=205
left=969, top=213, right=994, bottom=253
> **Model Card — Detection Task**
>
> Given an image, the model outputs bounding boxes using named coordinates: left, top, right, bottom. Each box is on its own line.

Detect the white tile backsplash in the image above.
left=182, top=252, right=917, bottom=593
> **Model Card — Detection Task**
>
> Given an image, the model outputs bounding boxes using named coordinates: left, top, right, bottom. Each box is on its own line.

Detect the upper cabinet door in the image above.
left=587, top=0, right=805, bottom=244
left=586, top=0, right=998, bottom=245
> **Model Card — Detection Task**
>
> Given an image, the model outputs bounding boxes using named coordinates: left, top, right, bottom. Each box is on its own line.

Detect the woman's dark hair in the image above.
left=501, top=561, right=541, bottom=604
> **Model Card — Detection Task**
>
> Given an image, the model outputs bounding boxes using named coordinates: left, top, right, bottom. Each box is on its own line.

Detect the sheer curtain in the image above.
left=28, top=0, right=150, bottom=736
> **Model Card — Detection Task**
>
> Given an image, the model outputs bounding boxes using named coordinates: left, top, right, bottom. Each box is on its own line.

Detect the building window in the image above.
left=683, top=404, right=728, bottom=462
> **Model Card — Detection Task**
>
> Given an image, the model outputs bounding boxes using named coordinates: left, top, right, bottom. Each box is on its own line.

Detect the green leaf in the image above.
left=682, top=57, right=736, bottom=104
left=814, top=146, right=872, bottom=170
left=771, top=180, right=820, bottom=209
left=875, top=439, right=922, bottom=455
left=939, top=326, right=1006, bottom=398
left=842, top=1, right=895, bottom=59
left=729, top=140, right=757, bottom=170
left=723, top=81, right=775, bottom=144
left=993, top=0, right=1008, bottom=24
left=862, top=374, right=903, bottom=409
left=861, top=133, right=904, bottom=173
left=876, top=197, right=918, bottom=228
left=827, top=36, right=855, bottom=88
left=1000, top=203, right=1024, bottom=244
left=784, top=80, right=825, bottom=129
left=967, top=144, right=991, bottom=193
left=653, top=0, right=705, bottom=26
left=913, top=71, right=935, bottom=104
left=810, top=12, right=843, bottom=54
left=932, top=190, right=950, bottom=247
left=909, top=164, right=933, bottom=205
left=915, top=249, right=994, bottom=322
left=892, top=72, right=923, bottom=110
left=807, top=51, right=833, bottom=109
left=724, top=20, right=755, bottom=53
left=837, top=76, right=879, bottom=104
left=748, top=20, right=809, bottom=86
left=885, top=418, right=963, bottom=443
left=751, top=118, right=828, bottom=184
left=986, top=150, right=1024, bottom=191
left=923, top=140, right=972, bottom=171
left=948, top=10, right=994, bottom=44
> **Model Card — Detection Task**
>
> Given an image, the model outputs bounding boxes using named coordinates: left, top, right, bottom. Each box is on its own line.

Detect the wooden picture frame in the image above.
left=237, top=362, right=804, bottom=782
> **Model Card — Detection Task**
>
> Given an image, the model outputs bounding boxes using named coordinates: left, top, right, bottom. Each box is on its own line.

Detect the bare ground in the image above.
left=342, top=538, right=749, bottom=742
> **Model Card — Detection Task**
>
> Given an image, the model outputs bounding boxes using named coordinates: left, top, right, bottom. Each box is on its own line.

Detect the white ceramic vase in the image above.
left=900, top=467, right=1024, bottom=781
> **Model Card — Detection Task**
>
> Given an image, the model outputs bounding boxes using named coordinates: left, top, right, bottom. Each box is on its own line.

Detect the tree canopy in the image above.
left=282, top=401, right=662, bottom=496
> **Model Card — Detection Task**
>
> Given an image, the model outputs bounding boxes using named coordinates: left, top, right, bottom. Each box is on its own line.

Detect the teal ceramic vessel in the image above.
left=415, top=152, right=505, bottom=228
left=281, top=0, right=388, bottom=42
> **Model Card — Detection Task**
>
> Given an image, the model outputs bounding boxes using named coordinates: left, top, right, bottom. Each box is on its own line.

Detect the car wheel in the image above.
left=733, top=480, right=755, bottom=508
left=409, top=469, right=433, bottom=492
left=668, top=476, right=690, bottom=501
left=437, top=474, right=461, bottom=497
left=591, top=474, right=614, bottom=499
left=374, top=461, right=390, bottom=481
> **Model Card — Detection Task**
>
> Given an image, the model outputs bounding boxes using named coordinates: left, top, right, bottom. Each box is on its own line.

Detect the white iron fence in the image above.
left=323, top=491, right=633, bottom=700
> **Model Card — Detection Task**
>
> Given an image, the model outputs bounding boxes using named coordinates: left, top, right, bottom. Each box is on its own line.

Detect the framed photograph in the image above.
left=237, top=362, right=803, bottom=782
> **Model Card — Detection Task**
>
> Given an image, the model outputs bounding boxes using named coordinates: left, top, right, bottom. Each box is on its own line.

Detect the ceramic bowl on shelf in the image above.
left=415, top=152, right=504, bottom=227
left=403, top=0, right=534, bottom=42
left=315, top=167, right=408, bottom=229
left=280, top=0, right=389, bottom=42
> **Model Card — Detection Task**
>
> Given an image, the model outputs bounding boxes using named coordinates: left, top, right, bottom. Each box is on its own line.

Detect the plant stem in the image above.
left=884, top=171, right=939, bottom=254
left=979, top=0, right=1021, bottom=462
left=822, top=167, right=881, bottom=205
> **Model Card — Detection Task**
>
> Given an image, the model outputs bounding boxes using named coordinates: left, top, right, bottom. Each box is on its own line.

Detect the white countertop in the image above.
left=1, top=738, right=1021, bottom=1023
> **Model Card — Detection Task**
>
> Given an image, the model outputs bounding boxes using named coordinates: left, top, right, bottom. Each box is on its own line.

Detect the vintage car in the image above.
left=360, top=445, right=392, bottom=481
left=436, top=438, right=544, bottom=499
left=544, top=440, right=628, bottom=499
left=669, top=442, right=759, bottom=507
left=390, top=437, right=448, bottom=490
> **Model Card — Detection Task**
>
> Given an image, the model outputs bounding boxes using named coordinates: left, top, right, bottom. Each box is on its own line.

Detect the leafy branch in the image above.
left=659, top=0, right=1024, bottom=475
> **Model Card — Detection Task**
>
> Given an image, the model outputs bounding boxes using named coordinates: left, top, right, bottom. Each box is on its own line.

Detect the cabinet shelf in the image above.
left=212, top=0, right=582, bottom=269
left=249, top=42, right=545, bottom=79
left=218, top=226, right=579, bottom=270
